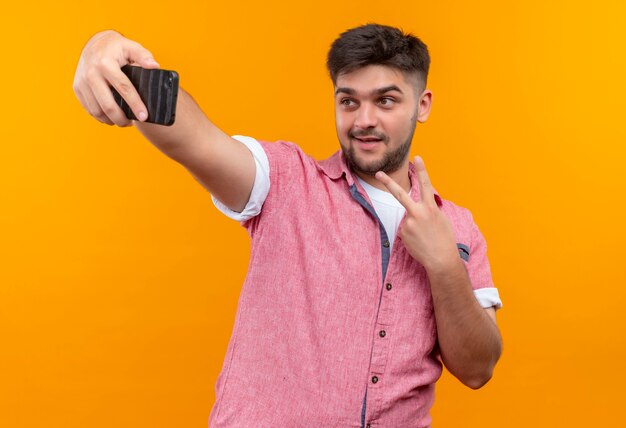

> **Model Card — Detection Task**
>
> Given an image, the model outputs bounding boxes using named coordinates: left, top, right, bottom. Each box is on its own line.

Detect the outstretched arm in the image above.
left=73, top=30, right=255, bottom=212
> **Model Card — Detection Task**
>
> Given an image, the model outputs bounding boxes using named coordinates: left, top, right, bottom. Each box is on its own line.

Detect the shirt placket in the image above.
left=349, top=183, right=396, bottom=428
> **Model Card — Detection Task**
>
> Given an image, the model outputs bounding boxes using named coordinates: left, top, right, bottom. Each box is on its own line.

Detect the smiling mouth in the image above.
left=354, top=137, right=383, bottom=143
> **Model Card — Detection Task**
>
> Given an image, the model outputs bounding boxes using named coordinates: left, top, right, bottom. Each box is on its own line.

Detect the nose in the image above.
left=354, top=102, right=378, bottom=130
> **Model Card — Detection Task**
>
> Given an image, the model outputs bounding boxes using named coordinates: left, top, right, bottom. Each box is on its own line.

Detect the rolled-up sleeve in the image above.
left=211, top=135, right=270, bottom=221
left=468, top=217, right=503, bottom=310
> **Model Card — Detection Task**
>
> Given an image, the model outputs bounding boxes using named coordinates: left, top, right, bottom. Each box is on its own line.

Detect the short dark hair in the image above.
left=326, top=23, right=430, bottom=89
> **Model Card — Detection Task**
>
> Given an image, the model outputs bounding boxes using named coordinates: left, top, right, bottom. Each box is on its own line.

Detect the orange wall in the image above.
left=1, top=1, right=625, bottom=427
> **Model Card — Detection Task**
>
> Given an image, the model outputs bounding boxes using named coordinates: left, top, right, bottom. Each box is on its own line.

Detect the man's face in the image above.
left=334, top=64, right=431, bottom=176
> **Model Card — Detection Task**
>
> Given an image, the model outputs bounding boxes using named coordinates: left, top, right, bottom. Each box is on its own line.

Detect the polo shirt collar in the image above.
left=318, top=150, right=351, bottom=181
left=319, top=150, right=443, bottom=207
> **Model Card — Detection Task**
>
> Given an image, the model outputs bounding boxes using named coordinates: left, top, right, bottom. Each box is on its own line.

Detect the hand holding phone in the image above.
left=111, top=64, right=179, bottom=126
left=73, top=30, right=170, bottom=127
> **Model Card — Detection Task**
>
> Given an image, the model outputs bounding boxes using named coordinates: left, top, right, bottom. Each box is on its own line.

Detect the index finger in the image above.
left=88, top=74, right=135, bottom=127
left=413, top=156, right=436, bottom=206
left=105, top=41, right=161, bottom=122
left=106, top=65, right=149, bottom=122
left=374, top=171, right=416, bottom=212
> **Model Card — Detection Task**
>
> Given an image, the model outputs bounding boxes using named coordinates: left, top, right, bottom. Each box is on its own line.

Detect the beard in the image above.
left=341, top=114, right=418, bottom=176
left=342, top=136, right=412, bottom=176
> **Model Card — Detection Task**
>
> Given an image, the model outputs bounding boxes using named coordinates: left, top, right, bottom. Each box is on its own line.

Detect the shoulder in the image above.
left=437, top=196, right=492, bottom=255
left=256, top=139, right=310, bottom=162
left=252, top=139, right=322, bottom=176
left=438, top=197, right=476, bottom=231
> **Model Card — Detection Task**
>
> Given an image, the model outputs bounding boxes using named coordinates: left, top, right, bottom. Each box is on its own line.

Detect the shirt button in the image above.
left=379, top=330, right=386, bottom=338
left=371, top=376, right=379, bottom=384
left=386, top=283, right=392, bottom=291
left=383, top=240, right=390, bottom=248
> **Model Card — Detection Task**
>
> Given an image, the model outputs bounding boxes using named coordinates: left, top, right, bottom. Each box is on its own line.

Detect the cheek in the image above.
left=335, top=112, right=351, bottom=134
left=386, top=115, right=413, bottom=136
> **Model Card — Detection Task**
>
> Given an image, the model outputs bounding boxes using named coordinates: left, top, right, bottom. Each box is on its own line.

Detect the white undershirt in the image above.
left=355, top=176, right=407, bottom=252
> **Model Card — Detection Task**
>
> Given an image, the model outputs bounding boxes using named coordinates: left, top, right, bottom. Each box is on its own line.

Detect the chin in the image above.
left=349, top=156, right=386, bottom=176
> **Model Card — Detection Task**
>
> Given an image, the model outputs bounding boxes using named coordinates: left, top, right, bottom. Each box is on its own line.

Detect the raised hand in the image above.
left=73, top=30, right=160, bottom=127
left=375, top=156, right=460, bottom=273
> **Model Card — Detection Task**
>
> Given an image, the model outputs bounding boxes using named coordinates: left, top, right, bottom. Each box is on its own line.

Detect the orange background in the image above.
left=1, top=1, right=625, bottom=427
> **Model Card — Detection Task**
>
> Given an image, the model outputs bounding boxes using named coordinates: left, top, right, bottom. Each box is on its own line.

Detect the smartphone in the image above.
left=111, top=64, right=179, bottom=126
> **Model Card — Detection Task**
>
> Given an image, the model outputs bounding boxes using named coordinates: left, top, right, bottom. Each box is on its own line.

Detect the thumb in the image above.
left=122, top=40, right=160, bottom=69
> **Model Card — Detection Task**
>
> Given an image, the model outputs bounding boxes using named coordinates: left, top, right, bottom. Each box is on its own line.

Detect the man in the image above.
left=74, top=23, right=502, bottom=427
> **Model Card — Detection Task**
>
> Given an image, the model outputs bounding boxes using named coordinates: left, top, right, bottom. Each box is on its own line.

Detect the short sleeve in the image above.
left=467, top=216, right=503, bottom=310
left=211, top=135, right=270, bottom=221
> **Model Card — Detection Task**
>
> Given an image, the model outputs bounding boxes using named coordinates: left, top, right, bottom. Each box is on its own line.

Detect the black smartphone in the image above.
left=111, top=64, right=179, bottom=126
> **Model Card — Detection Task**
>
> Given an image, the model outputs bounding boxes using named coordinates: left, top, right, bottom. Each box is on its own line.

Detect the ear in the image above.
left=416, top=89, right=433, bottom=123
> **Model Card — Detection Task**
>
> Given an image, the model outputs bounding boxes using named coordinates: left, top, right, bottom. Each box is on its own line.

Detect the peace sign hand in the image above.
left=375, top=156, right=460, bottom=274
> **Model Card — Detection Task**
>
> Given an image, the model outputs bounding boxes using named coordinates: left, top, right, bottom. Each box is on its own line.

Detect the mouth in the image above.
left=352, top=136, right=384, bottom=152
left=354, top=137, right=383, bottom=143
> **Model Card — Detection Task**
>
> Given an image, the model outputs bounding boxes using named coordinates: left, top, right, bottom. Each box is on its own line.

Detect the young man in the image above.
left=74, top=23, right=502, bottom=428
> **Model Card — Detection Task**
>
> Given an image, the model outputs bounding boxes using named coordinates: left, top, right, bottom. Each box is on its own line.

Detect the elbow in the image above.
left=445, top=335, right=503, bottom=390
left=448, top=363, right=495, bottom=390
left=459, top=350, right=501, bottom=389
left=462, top=370, right=494, bottom=390
left=455, top=351, right=501, bottom=390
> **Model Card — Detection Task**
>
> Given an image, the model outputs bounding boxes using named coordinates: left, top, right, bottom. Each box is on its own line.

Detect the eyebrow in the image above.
left=334, top=85, right=404, bottom=96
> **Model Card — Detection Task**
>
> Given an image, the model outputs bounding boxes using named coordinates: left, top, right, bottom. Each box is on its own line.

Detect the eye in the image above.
left=340, top=98, right=356, bottom=107
left=378, top=97, right=396, bottom=106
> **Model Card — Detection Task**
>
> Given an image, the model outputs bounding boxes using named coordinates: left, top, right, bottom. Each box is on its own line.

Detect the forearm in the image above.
left=133, top=87, right=255, bottom=210
left=427, top=259, right=502, bottom=389
left=134, top=87, right=218, bottom=163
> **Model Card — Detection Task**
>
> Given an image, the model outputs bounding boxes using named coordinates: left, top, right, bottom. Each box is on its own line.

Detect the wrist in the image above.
left=425, top=254, right=465, bottom=279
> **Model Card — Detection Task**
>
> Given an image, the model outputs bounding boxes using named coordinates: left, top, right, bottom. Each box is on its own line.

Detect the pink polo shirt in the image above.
left=209, top=139, right=500, bottom=427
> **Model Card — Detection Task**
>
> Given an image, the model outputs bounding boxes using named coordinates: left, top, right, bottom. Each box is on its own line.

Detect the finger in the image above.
left=413, top=156, right=435, bottom=205
left=122, top=40, right=160, bottom=69
left=74, top=85, right=96, bottom=120
left=374, top=171, right=416, bottom=211
left=89, top=68, right=136, bottom=127
left=99, top=60, right=149, bottom=123
left=79, top=85, right=114, bottom=125
left=75, top=84, right=113, bottom=125
left=93, top=81, right=133, bottom=127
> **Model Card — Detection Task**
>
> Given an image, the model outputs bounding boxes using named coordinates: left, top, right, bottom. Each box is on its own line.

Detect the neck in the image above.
left=354, top=162, right=411, bottom=194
